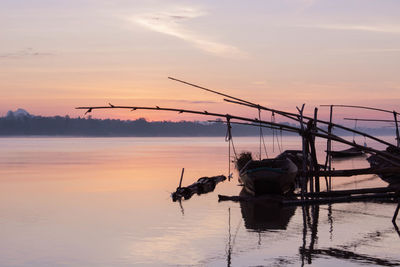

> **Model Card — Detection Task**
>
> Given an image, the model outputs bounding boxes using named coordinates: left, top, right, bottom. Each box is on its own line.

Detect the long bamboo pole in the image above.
left=283, top=192, right=398, bottom=206
left=320, top=104, right=400, bottom=115
left=168, top=77, right=305, bottom=125
left=224, top=99, right=395, bottom=148
left=76, top=105, right=400, bottom=165
left=168, top=77, right=255, bottom=106
left=76, top=105, right=301, bottom=133
left=168, top=77, right=397, bottom=148
left=169, top=77, right=399, bottom=150
left=207, top=120, right=298, bottom=133
left=297, top=186, right=398, bottom=197
left=344, top=118, right=397, bottom=122
left=314, top=166, right=400, bottom=177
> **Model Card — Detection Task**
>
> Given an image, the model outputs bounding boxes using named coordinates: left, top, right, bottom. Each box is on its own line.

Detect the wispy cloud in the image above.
left=330, top=48, right=400, bottom=54
left=131, top=7, right=246, bottom=58
left=297, top=24, right=400, bottom=33
left=0, top=48, right=53, bottom=59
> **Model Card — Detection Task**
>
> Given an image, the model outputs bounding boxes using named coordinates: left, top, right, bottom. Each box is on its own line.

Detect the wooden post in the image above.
left=308, top=132, right=319, bottom=194
left=313, top=108, right=320, bottom=193
left=394, top=111, right=400, bottom=147
left=178, top=168, right=185, bottom=188
left=307, top=121, right=314, bottom=194
left=324, top=105, right=333, bottom=191
left=259, top=125, right=262, bottom=160
left=297, top=104, right=308, bottom=197
left=228, top=134, right=231, bottom=181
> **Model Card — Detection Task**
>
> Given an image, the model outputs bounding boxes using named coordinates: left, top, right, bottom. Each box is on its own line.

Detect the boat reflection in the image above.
left=239, top=189, right=296, bottom=232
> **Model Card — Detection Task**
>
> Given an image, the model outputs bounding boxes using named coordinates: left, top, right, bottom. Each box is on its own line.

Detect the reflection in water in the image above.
left=239, top=190, right=296, bottom=232
left=226, top=208, right=232, bottom=267
left=328, top=204, right=333, bottom=241
left=225, top=207, right=242, bottom=267
left=299, top=203, right=400, bottom=266
left=1, top=137, right=399, bottom=266
left=299, top=247, right=400, bottom=266
left=393, top=222, right=400, bottom=237
left=178, top=199, right=184, bottom=215
left=342, top=227, right=397, bottom=250
left=300, top=205, right=320, bottom=266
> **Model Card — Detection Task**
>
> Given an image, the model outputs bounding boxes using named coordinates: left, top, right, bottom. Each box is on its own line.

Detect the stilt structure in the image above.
left=76, top=77, right=400, bottom=222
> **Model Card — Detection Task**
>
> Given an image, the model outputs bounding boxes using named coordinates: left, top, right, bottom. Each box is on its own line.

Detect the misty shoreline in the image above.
left=1, top=111, right=397, bottom=138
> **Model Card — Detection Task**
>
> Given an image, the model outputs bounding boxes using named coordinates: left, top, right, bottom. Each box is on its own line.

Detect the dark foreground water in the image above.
left=0, top=137, right=399, bottom=266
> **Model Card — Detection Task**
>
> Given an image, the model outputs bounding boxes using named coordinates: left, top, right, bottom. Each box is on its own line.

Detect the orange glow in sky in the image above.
left=1, top=1, right=399, bottom=125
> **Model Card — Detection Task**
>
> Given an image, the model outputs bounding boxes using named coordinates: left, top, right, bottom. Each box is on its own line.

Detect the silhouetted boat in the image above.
left=237, top=154, right=297, bottom=196
left=367, top=146, right=400, bottom=185
left=328, top=147, right=364, bottom=158
left=276, top=150, right=310, bottom=170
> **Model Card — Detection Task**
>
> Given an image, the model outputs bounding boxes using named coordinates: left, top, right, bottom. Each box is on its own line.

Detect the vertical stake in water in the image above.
left=394, top=111, right=400, bottom=147
left=226, top=116, right=233, bottom=181
left=228, top=136, right=231, bottom=181
left=313, top=108, right=320, bottom=193
left=259, top=108, right=262, bottom=160
left=329, top=105, right=333, bottom=191
left=178, top=168, right=185, bottom=188
left=324, top=105, right=333, bottom=191
left=297, top=104, right=307, bottom=198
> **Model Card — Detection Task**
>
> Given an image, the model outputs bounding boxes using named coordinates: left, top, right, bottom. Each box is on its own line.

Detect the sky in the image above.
left=1, top=0, right=400, bottom=125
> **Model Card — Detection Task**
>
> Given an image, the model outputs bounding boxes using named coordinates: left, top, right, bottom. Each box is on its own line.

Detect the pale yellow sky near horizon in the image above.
left=1, top=0, right=399, bottom=124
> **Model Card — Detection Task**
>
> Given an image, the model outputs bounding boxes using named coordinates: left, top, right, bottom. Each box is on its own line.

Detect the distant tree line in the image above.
left=0, top=114, right=271, bottom=136
left=0, top=113, right=396, bottom=137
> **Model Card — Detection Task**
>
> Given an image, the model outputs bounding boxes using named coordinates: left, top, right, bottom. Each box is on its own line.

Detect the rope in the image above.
left=258, top=109, right=268, bottom=159
left=353, top=119, right=358, bottom=143
left=271, top=113, right=275, bottom=152
left=271, top=112, right=282, bottom=153
left=271, top=112, right=275, bottom=152
left=225, top=117, right=238, bottom=158
left=276, top=129, right=282, bottom=153
left=225, top=116, right=238, bottom=180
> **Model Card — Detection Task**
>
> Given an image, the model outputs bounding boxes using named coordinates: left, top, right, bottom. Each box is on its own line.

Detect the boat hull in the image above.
left=367, top=153, right=400, bottom=185
left=239, top=158, right=297, bottom=196
left=328, top=147, right=364, bottom=158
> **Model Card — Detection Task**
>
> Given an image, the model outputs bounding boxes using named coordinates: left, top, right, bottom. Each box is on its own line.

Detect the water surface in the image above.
left=0, top=137, right=399, bottom=266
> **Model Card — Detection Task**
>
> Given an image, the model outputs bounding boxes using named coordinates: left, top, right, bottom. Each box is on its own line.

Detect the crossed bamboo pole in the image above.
left=75, top=104, right=400, bottom=166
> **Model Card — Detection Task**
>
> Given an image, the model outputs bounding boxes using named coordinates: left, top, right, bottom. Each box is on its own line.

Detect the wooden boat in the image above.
left=237, top=154, right=297, bottom=196
left=367, top=146, right=400, bottom=185
left=328, top=147, right=364, bottom=158
left=276, top=149, right=314, bottom=170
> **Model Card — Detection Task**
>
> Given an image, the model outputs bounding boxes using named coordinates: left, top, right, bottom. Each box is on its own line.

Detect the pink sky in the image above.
left=1, top=0, right=399, bottom=126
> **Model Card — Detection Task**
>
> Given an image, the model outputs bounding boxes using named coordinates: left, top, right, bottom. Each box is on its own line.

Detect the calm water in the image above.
left=0, top=136, right=399, bottom=266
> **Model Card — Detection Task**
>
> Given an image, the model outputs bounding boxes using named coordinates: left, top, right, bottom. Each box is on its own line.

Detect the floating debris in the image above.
left=172, top=175, right=226, bottom=201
